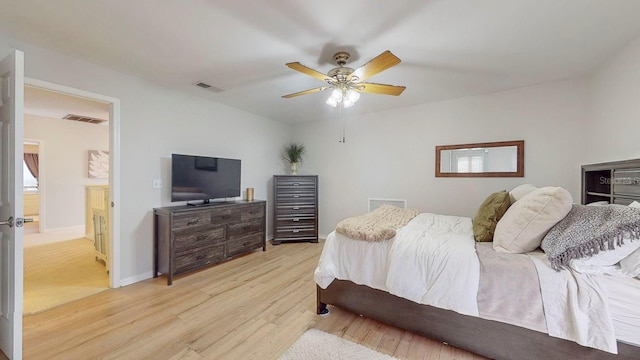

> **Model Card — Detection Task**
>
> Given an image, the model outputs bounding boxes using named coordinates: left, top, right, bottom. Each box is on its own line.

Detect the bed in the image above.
left=315, top=175, right=640, bottom=359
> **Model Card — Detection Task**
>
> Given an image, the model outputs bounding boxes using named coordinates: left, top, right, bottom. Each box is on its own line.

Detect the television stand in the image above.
left=153, top=200, right=266, bottom=285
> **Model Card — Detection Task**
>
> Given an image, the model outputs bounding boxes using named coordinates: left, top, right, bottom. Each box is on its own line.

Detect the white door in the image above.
left=0, top=49, right=25, bottom=360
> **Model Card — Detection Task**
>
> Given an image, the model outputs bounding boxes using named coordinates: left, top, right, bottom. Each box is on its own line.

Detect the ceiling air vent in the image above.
left=193, top=81, right=224, bottom=93
left=62, top=114, right=108, bottom=124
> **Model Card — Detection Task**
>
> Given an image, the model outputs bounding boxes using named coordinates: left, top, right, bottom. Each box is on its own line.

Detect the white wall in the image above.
left=586, top=36, right=640, bottom=162
left=294, top=79, right=589, bottom=236
left=24, top=114, right=109, bottom=230
left=0, top=34, right=292, bottom=283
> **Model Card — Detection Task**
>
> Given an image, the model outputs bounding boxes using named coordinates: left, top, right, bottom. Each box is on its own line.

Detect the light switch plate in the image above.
left=153, top=179, right=163, bottom=189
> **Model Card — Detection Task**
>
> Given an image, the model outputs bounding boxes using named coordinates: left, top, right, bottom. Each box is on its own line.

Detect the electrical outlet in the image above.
left=153, top=179, right=163, bottom=189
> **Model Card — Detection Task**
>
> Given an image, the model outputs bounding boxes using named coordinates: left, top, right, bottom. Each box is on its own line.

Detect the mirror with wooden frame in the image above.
left=435, top=140, right=524, bottom=177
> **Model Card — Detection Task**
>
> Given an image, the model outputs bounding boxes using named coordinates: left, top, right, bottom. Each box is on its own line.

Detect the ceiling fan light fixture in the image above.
left=344, top=89, right=360, bottom=104
left=326, top=88, right=343, bottom=107
left=326, top=96, right=338, bottom=107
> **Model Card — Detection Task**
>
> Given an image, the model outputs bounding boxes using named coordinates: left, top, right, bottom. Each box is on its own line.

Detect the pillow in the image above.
left=629, top=201, right=640, bottom=209
left=472, top=190, right=511, bottom=242
left=493, top=186, right=573, bottom=253
left=509, top=184, right=537, bottom=204
left=570, top=237, right=640, bottom=275
left=587, top=201, right=610, bottom=206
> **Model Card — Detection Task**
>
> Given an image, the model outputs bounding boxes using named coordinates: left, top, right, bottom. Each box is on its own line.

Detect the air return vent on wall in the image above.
left=368, top=198, right=407, bottom=212
left=63, top=114, right=107, bottom=124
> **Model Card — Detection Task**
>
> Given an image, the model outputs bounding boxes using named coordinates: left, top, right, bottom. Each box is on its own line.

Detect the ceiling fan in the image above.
left=282, top=50, right=406, bottom=108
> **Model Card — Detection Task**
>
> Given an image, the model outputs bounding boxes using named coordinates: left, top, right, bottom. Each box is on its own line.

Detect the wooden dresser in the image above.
left=153, top=200, right=266, bottom=285
left=273, top=175, right=318, bottom=244
left=582, top=158, right=640, bottom=205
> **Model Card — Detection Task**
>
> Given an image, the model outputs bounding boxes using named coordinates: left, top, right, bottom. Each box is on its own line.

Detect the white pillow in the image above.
left=586, top=201, right=610, bottom=206
left=620, top=246, right=640, bottom=277
left=494, top=186, right=573, bottom=254
left=570, top=238, right=640, bottom=275
left=509, top=184, right=537, bottom=204
left=629, top=201, right=640, bottom=209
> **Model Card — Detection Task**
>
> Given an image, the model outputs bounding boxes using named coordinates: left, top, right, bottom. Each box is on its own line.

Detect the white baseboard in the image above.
left=119, top=271, right=154, bottom=287
left=318, top=234, right=328, bottom=240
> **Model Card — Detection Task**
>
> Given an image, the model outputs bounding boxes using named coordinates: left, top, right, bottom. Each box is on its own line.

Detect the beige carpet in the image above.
left=24, top=238, right=109, bottom=315
left=280, top=329, right=399, bottom=360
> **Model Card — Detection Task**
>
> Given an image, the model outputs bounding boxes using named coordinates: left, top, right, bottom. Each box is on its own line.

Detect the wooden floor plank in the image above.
left=22, top=241, right=485, bottom=359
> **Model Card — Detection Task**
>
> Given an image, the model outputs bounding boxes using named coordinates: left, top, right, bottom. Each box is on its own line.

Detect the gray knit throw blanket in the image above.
left=541, top=204, right=640, bottom=271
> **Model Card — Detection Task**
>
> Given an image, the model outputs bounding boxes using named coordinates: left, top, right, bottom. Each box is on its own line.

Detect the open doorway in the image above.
left=23, top=140, right=40, bottom=235
left=22, top=82, right=119, bottom=314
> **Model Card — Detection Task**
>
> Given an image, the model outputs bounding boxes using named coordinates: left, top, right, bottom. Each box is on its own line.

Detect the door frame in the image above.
left=24, top=78, right=121, bottom=288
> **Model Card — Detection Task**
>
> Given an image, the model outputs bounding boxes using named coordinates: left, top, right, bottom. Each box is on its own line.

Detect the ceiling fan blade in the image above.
left=282, top=86, right=329, bottom=98
left=357, top=82, right=406, bottom=96
left=351, top=51, right=401, bottom=82
left=286, top=62, right=331, bottom=81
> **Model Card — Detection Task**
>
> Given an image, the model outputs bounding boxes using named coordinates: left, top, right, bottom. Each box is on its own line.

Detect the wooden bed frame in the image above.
left=317, top=280, right=640, bottom=360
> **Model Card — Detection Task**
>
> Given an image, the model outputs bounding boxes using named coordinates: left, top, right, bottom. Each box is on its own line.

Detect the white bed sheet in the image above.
left=600, top=275, right=640, bottom=346
left=528, top=252, right=617, bottom=354
left=314, top=230, right=392, bottom=292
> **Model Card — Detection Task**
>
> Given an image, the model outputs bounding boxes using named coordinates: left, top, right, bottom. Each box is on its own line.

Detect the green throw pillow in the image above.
left=473, top=190, right=511, bottom=242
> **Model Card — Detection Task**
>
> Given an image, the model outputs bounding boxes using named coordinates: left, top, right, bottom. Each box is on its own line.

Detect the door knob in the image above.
left=0, top=217, right=33, bottom=227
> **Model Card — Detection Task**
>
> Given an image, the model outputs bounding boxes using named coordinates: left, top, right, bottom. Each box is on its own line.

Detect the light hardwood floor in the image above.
left=23, top=241, right=486, bottom=360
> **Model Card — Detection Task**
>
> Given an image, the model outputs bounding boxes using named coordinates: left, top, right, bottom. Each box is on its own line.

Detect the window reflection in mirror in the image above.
left=436, top=140, right=524, bottom=177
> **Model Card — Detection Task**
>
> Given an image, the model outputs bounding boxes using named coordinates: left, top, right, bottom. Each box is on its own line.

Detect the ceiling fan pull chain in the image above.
left=339, top=102, right=346, bottom=143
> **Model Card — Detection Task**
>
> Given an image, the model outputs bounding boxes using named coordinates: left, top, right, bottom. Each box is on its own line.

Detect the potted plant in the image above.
left=282, top=142, right=305, bottom=175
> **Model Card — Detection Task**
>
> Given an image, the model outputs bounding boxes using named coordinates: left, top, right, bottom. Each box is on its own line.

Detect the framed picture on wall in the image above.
left=88, top=150, right=109, bottom=179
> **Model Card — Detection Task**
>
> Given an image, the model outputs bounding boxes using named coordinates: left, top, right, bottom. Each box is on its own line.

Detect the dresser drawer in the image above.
left=174, top=225, right=225, bottom=252
left=174, top=244, right=225, bottom=274
left=276, top=206, right=316, bottom=216
left=228, top=220, right=263, bottom=238
left=275, top=226, right=316, bottom=240
left=275, top=177, right=316, bottom=187
left=210, top=209, right=241, bottom=223
left=227, top=234, right=263, bottom=257
left=276, top=185, right=316, bottom=194
left=276, top=193, right=316, bottom=205
left=172, top=211, right=212, bottom=230
left=276, top=216, right=316, bottom=228
left=240, top=204, right=265, bottom=221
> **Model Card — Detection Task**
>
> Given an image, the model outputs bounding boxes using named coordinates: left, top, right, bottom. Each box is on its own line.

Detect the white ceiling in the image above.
left=3, top=0, right=640, bottom=124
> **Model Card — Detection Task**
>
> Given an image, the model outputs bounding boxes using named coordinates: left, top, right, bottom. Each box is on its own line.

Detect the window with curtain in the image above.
left=23, top=153, right=39, bottom=192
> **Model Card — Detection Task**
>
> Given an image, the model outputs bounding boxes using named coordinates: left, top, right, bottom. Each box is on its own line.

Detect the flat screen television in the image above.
left=171, top=154, right=241, bottom=204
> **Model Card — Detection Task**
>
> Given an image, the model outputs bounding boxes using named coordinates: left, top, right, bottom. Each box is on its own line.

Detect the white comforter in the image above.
left=314, top=213, right=480, bottom=316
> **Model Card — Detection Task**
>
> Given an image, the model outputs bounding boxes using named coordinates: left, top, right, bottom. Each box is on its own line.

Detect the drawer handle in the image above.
left=196, top=255, right=205, bottom=260
left=293, top=195, right=299, bottom=198
left=293, top=183, right=300, bottom=186
left=197, top=235, right=207, bottom=242
left=292, top=230, right=300, bottom=233
left=292, top=207, right=300, bottom=210
left=293, top=218, right=300, bottom=222
left=187, top=220, right=200, bottom=226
